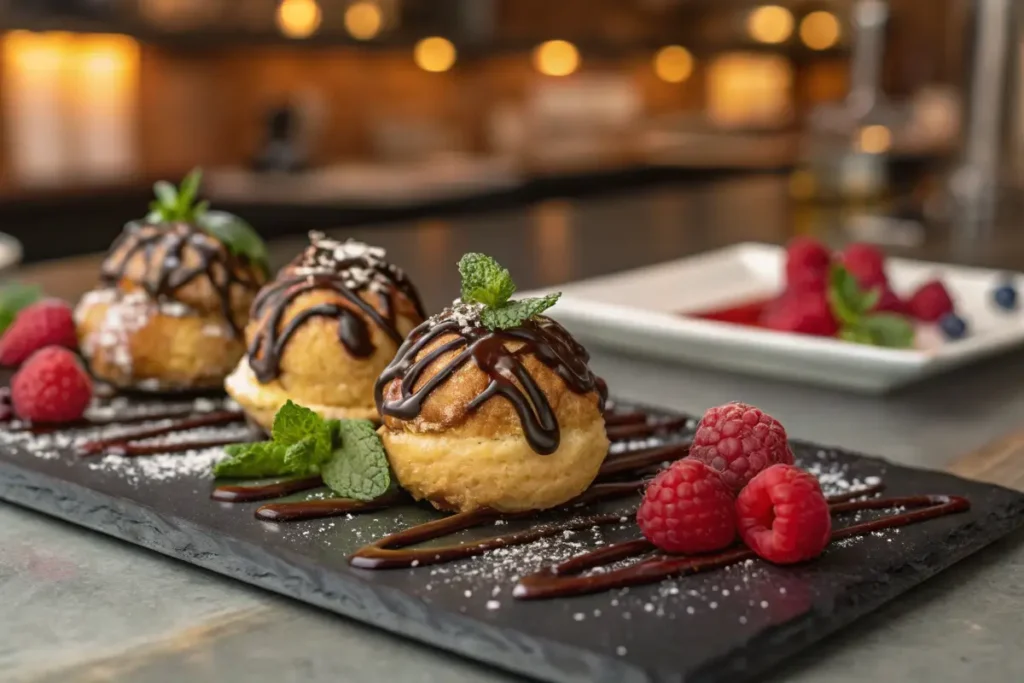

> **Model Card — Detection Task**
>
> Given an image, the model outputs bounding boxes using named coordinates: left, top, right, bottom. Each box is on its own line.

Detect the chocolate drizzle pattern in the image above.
left=375, top=304, right=607, bottom=454
left=247, top=233, right=425, bottom=383
left=4, top=396, right=971, bottom=605
left=100, top=221, right=264, bottom=336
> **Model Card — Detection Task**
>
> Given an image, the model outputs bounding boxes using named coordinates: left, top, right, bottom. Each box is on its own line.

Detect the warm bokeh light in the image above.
left=858, top=125, right=892, bottom=154
left=344, top=1, right=382, bottom=41
left=747, top=5, right=794, bottom=44
left=706, top=53, right=793, bottom=128
left=533, top=40, right=580, bottom=77
left=276, top=0, right=322, bottom=39
left=653, top=45, right=694, bottom=83
left=800, top=11, right=841, bottom=50
left=413, top=36, right=456, bottom=73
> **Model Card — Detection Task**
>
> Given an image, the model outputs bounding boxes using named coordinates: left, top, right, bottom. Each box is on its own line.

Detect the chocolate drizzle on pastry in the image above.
left=247, top=233, right=425, bottom=383
left=375, top=303, right=607, bottom=455
left=100, top=221, right=264, bottom=337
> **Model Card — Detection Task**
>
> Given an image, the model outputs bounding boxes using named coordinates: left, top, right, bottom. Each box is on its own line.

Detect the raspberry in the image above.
left=907, top=280, right=954, bottom=322
left=636, top=459, right=736, bottom=554
left=689, top=403, right=794, bottom=491
left=0, top=299, right=77, bottom=367
left=785, top=237, right=831, bottom=292
left=735, top=464, right=831, bottom=564
left=872, top=287, right=907, bottom=315
left=760, top=289, right=838, bottom=337
left=839, top=243, right=887, bottom=289
left=11, top=346, right=93, bottom=423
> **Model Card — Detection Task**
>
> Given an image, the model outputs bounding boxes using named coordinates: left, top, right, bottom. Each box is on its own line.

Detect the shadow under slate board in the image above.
left=0, top=395, right=1022, bottom=683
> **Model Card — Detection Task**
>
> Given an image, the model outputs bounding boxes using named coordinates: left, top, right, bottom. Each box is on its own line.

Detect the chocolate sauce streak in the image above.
left=211, top=475, right=324, bottom=503
left=77, top=410, right=245, bottom=456
left=346, top=484, right=885, bottom=572
left=3, top=406, right=211, bottom=434
left=246, top=239, right=425, bottom=383
left=513, top=494, right=970, bottom=600
left=255, top=489, right=406, bottom=521
left=375, top=312, right=607, bottom=455
left=100, top=221, right=263, bottom=337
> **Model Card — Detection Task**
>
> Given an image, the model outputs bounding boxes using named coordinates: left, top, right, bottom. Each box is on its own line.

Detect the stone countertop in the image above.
left=5, top=177, right=1024, bottom=682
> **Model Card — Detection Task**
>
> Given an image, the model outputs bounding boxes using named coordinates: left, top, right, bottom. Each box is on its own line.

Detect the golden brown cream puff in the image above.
left=375, top=301, right=609, bottom=513
left=76, top=174, right=267, bottom=391
left=225, top=231, right=425, bottom=430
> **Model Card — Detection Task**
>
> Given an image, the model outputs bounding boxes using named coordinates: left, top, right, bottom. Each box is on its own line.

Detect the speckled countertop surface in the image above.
left=5, top=178, right=1024, bottom=682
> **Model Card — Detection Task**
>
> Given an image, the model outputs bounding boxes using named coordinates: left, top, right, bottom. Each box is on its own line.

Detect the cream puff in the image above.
left=375, top=301, right=609, bottom=513
left=225, top=231, right=425, bottom=430
left=76, top=174, right=267, bottom=391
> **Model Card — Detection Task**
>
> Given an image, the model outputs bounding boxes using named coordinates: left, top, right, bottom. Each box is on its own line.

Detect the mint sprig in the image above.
left=827, top=264, right=913, bottom=349
left=320, top=420, right=391, bottom=501
left=145, top=168, right=268, bottom=274
left=0, top=283, right=42, bottom=334
left=457, top=253, right=560, bottom=330
left=214, top=402, right=392, bottom=501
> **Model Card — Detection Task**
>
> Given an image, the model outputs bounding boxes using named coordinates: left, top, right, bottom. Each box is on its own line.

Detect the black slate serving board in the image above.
left=0, top=398, right=1023, bottom=683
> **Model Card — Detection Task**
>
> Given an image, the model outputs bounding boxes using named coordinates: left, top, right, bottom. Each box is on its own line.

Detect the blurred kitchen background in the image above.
left=0, top=0, right=1017, bottom=263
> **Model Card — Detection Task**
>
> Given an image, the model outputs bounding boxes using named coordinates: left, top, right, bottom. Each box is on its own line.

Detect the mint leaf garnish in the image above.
left=827, top=264, right=914, bottom=349
left=320, top=419, right=391, bottom=501
left=480, top=293, right=561, bottom=331
left=213, top=442, right=289, bottom=478
left=0, top=283, right=42, bottom=334
left=860, top=313, right=914, bottom=348
left=143, top=168, right=268, bottom=274
left=282, top=436, right=320, bottom=474
left=457, top=253, right=560, bottom=330
left=215, top=401, right=334, bottom=479
left=272, top=400, right=331, bottom=458
left=197, top=210, right=269, bottom=274
left=459, top=253, right=516, bottom=308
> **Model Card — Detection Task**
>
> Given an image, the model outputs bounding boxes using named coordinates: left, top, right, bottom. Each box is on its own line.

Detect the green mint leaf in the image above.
left=458, top=253, right=516, bottom=308
left=859, top=287, right=881, bottom=314
left=213, top=442, right=289, bottom=478
left=272, top=399, right=331, bottom=460
left=282, top=436, right=324, bottom=475
left=198, top=210, right=269, bottom=274
left=177, top=168, right=202, bottom=214
left=0, top=283, right=42, bottom=334
left=838, top=326, right=873, bottom=344
left=320, top=420, right=391, bottom=501
left=827, top=264, right=863, bottom=325
left=193, top=199, right=210, bottom=218
left=861, top=313, right=915, bottom=348
left=153, top=180, right=178, bottom=209
left=480, top=293, right=560, bottom=330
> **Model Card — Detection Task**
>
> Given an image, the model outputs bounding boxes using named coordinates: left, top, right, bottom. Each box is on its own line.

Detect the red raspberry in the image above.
left=785, top=237, right=831, bottom=292
left=872, top=287, right=907, bottom=315
left=689, top=403, right=794, bottom=492
left=906, top=280, right=954, bottom=322
left=0, top=299, right=77, bottom=367
left=736, top=464, right=831, bottom=564
left=760, top=289, right=838, bottom=337
left=11, top=346, right=93, bottom=423
left=839, top=243, right=888, bottom=289
left=636, top=459, right=736, bottom=554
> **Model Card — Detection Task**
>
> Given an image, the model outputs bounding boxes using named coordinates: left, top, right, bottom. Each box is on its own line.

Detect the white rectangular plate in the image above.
left=537, top=243, right=1024, bottom=393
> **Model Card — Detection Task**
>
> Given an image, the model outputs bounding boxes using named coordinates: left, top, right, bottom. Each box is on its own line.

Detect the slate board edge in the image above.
left=684, top=499, right=1024, bottom=683
left=0, top=458, right=653, bottom=683
left=4, top=447, right=1024, bottom=683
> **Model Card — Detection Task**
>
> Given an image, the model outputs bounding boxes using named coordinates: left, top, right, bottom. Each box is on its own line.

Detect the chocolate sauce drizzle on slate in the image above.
left=247, top=238, right=425, bottom=383
left=100, top=221, right=263, bottom=337
left=375, top=309, right=607, bottom=455
left=76, top=410, right=246, bottom=456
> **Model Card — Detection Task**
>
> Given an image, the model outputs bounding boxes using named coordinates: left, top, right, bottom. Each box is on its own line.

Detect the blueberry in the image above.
left=939, top=313, right=968, bottom=340
left=994, top=283, right=1018, bottom=310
